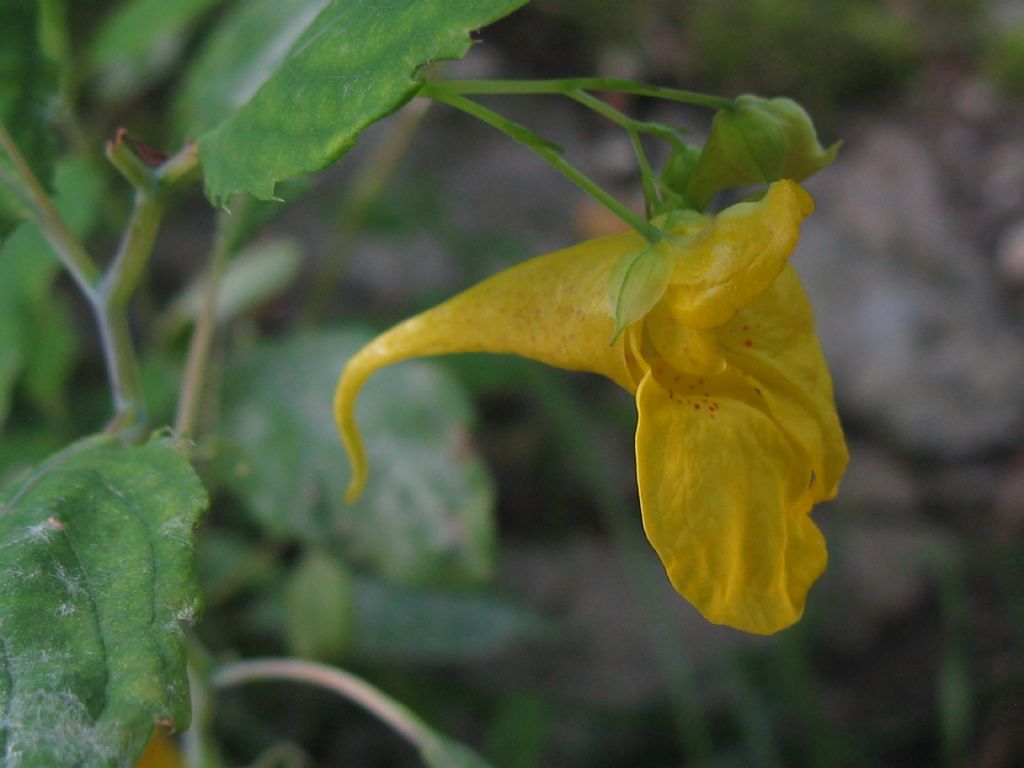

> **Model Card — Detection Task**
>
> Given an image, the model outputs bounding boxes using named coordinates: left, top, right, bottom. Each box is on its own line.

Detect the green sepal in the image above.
left=609, top=240, right=673, bottom=343
left=685, top=94, right=840, bottom=208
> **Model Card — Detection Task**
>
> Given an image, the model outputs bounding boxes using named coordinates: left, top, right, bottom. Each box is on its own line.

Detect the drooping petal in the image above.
left=666, top=179, right=814, bottom=329
left=634, top=370, right=827, bottom=635
left=717, top=265, right=848, bottom=500
left=335, top=231, right=647, bottom=501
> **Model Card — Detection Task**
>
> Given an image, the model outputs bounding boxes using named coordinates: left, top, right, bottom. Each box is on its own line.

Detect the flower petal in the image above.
left=634, top=370, right=827, bottom=634
left=666, top=179, right=814, bottom=329
left=335, top=231, right=645, bottom=501
left=717, top=265, right=849, bottom=500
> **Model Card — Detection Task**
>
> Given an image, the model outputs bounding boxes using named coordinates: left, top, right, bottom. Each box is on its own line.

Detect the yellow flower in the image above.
left=334, top=180, right=848, bottom=635
left=135, top=729, right=182, bottom=768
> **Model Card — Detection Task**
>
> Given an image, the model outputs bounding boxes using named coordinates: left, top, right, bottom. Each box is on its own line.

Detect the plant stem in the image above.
left=102, top=191, right=165, bottom=308
left=211, top=658, right=430, bottom=750
left=565, top=88, right=686, bottom=149
left=1, top=119, right=200, bottom=438
left=95, top=135, right=192, bottom=439
left=628, top=130, right=658, bottom=219
left=435, top=78, right=735, bottom=111
left=0, top=119, right=100, bottom=294
left=421, top=85, right=663, bottom=244
left=175, top=203, right=241, bottom=438
left=92, top=298, right=147, bottom=439
left=567, top=90, right=663, bottom=217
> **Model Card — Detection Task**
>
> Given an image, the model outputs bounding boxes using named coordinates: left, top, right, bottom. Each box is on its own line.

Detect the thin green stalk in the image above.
left=420, top=85, right=663, bottom=244
left=211, top=658, right=431, bottom=750
left=524, top=366, right=712, bottom=764
left=565, top=88, right=686, bottom=149
left=1, top=119, right=199, bottom=438
left=93, top=135, right=191, bottom=438
left=628, top=130, right=658, bottom=219
left=568, top=90, right=664, bottom=218
left=101, top=191, right=165, bottom=308
left=156, top=140, right=201, bottom=189
left=92, top=299, right=146, bottom=438
left=174, top=201, right=245, bottom=438
left=434, top=78, right=735, bottom=111
left=0, top=119, right=100, bottom=293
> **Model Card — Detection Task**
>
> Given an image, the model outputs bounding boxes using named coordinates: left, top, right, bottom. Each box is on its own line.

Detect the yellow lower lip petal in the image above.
left=634, top=370, right=828, bottom=635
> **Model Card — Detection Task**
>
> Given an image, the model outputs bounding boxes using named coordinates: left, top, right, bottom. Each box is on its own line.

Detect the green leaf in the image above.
left=0, top=159, right=104, bottom=427
left=350, top=577, right=547, bottom=663
left=0, top=436, right=208, bottom=767
left=187, top=0, right=528, bottom=205
left=284, top=550, right=355, bottom=662
left=0, top=0, right=57, bottom=238
left=221, top=330, right=495, bottom=585
left=608, top=242, right=673, bottom=342
left=88, top=0, right=222, bottom=103
left=174, top=0, right=324, bottom=138
left=0, top=427, right=64, bottom=492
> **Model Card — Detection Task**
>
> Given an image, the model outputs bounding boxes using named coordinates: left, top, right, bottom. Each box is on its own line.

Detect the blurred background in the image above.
left=3, top=0, right=1024, bottom=766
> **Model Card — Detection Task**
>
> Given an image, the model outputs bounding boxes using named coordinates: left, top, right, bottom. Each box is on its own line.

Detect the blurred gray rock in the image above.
left=997, top=219, right=1024, bottom=289
left=827, top=440, right=920, bottom=522
left=796, top=122, right=1024, bottom=458
left=980, top=142, right=1024, bottom=222
left=813, top=441, right=943, bottom=650
left=415, top=96, right=594, bottom=259
left=817, top=517, right=950, bottom=652
left=487, top=536, right=752, bottom=707
left=994, top=454, right=1024, bottom=539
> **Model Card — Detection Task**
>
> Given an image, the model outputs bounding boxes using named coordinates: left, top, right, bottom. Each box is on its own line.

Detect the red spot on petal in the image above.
left=744, top=340, right=753, bottom=347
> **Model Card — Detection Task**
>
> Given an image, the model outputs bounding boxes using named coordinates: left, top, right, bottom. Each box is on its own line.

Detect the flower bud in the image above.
left=685, top=95, right=839, bottom=208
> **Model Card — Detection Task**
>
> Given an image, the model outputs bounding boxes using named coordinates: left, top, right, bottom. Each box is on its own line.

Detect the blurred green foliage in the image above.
left=1, top=0, right=1022, bottom=765
left=985, top=22, right=1024, bottom=99
left=537, top=0, right=990, bottom=119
